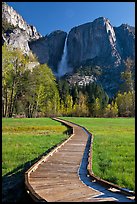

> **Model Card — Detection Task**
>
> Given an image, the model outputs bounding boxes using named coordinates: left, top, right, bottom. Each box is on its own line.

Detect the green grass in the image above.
left=2, top=118, right=68, bottom=176
left=2, top=116, right=135, bottom=201
left=61, top=117, right=135, bottom=191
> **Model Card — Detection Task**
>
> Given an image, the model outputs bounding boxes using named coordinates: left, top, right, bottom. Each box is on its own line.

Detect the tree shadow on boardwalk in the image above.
left=2, top=159, right=35, bottom=202
left=78, top=128, right=135, bottom=202
left=2, top=121, right=71, bottom=202
left=2, top=133, right=70, bottom=202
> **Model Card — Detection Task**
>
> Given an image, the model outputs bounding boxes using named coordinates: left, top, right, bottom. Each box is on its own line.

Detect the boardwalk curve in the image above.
left=25, top=118, right=135, bottom=202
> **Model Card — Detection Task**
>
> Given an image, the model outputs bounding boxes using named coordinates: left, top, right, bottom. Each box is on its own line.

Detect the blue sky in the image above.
left=7, top=2, right=135, bottom=36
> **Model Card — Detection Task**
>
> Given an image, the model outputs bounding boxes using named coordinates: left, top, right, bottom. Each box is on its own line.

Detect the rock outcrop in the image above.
left=65, top=17, right=135, bottom=97
left=114, top=24, right=135, bottom=60
left=29, top=31, right=67, bottom=72
left=2, top=2, right=41, bottom=54
left=67, top=17, right=135, bottom=69
left=2, top=2, right=67, bottom=71
left=2, top=28, right=31, bottom=54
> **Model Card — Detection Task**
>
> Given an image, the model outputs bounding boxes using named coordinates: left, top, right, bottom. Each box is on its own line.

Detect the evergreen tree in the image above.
left=58, top=79, right=70, bottom=102
left=71, top=85, right=79, bottom=104
left=86, top=82, right=109, bottom=117
left=120, top=58, right=134, bottom=93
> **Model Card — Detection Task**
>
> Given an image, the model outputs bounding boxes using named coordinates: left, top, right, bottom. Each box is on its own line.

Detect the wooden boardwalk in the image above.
left=25, top=118, right=135, bottom=202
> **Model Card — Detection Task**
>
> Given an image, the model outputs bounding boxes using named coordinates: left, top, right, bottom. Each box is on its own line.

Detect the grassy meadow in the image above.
left=2, top=118, right=70, bottom=201
left=2, top=118, right=69, bottom=176
left=62, top=117, right=135, bottom=191
left=2, top=117, right=135, bottom=201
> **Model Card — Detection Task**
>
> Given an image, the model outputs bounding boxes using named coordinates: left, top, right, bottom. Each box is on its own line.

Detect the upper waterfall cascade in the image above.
left=56, top=35, right=72, bottom=78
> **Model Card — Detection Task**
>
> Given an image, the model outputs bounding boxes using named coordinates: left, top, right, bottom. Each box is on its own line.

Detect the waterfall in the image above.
left=57, top=35, right=72, bottom=78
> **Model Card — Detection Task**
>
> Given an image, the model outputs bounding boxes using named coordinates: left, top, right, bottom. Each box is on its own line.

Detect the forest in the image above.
left=2, top=44, right=135, bottom=118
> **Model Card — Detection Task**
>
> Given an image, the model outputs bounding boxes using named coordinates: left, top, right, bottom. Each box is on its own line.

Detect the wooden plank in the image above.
left=25, top=118, right=135, bottom=202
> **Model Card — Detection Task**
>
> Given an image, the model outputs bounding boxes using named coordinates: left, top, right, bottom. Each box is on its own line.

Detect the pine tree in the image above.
left=120, top=58, right=134, bottom=93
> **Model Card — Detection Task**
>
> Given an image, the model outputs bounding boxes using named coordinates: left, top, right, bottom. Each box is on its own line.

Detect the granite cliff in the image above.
left=29, top=31, right=67, bottom=72
left=2, top=2, right=41, bottom=54
left=2, top=2, right=135, bottom=97
left=67, top=17, right=121, bottom=69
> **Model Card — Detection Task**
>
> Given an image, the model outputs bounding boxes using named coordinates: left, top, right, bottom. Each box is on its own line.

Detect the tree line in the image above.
left=2, top=44, right=135, bottom=118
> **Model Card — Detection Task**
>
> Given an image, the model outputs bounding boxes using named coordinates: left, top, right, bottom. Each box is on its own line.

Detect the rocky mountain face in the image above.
left=114, top=24, right=135, bottom=60
left=66, top=17, right=135, bottom=77
left=67, top=17, right=122, bottom=69
left=2, top=2, right=135, bottom=97
left=29, top=31, right=67, bottom=72
left=2, top=2, right=67, bottom=72
left=65, top=17, right=134, bottom=97
left=2, top=2, right=41, bottom=54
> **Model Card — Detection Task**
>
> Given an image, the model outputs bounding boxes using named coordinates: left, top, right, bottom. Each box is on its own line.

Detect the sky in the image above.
left=7, top=2, right=135, bottom=36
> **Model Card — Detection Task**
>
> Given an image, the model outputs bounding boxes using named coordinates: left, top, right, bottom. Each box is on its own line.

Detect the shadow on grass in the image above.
left=2, top=127, right=71, bottom=202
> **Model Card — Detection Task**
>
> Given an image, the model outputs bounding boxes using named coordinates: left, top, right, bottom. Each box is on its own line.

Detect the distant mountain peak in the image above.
left=2, top=2, right=42, bottom=54
left=2, top=2, right=41, bottom=38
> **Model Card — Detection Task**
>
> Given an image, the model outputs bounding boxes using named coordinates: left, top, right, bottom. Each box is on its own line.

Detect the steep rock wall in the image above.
left=29, top=31, right=67, bottom=72
left=67, top=17, right=122, bottom=69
